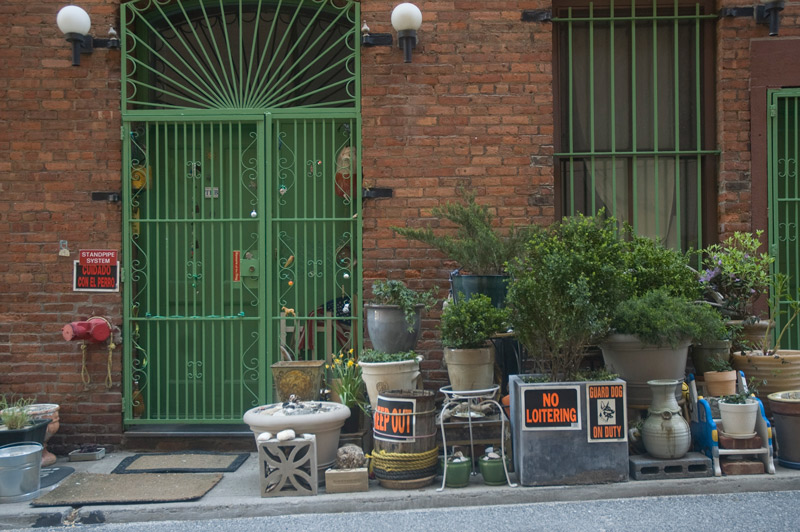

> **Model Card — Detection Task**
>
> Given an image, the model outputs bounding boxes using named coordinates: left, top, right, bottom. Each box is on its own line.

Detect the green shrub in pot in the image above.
left=440, top=294, right=510, bottom=349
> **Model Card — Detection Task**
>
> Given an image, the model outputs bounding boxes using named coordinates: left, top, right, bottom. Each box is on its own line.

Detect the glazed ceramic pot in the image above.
left=641, top=380, right=691, bottom=459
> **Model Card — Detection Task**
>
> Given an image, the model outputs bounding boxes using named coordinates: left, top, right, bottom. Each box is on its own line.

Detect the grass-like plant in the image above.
left=0, top=396, right=34, bottom=430
left=359, top=349, right=420, bottom=363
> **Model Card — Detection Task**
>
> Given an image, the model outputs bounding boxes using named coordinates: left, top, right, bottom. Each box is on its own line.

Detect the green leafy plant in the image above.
left=392, top=190, right=535, bottom=275
left=752, top=272, right=800, bottom=354
left=370, top=280, right=437, bottom=332
left=699, top=231, right=774, bottom=320
left=0, top=396, right=34, bottom=430
left=707, top=356, right=734, bottom=372
left=440, top=293, right=510, bottom=349
left=624, top=232, right=701, bottom=300
left=721, top=378, right=764, bottom=404
left=359, top=349, right=420, bottom=363
left=326, top=350, right=368, bottom=414
left=611, top=289, right=728, bottom=348
left=506, top=213, right=630, bottom=381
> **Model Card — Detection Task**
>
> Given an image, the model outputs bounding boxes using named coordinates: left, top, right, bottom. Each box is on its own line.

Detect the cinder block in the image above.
left=324, top=467, right=369, bottom=493
left=720, top=458, right=765, bottom=476
left=629, top=452, right=713, bottom=480
left=719, top=434, right=763, bottom=450
left=258, top=434, right=318, bottom=497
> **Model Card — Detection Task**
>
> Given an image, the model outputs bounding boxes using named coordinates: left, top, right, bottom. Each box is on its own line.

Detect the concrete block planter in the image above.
left=509, top=375, right=629, bottom=486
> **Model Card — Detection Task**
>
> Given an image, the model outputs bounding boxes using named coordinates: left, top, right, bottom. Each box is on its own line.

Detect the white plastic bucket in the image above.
left=0, top=442, right=43, bottom=503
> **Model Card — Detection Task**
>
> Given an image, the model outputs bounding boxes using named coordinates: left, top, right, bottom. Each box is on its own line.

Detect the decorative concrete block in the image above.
left=629, top=452, right=713, bottom=480
left=258, top=433, right=317, bottom=497
left=324, top=467, right=369, bottom=493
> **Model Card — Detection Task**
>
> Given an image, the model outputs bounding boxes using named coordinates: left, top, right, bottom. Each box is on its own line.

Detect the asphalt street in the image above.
left=6, top=490, right=799, bottom=532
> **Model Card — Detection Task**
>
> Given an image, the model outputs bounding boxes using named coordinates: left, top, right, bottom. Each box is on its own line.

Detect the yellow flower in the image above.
left=325, top=364, right=330, bottom=369
left=335, top=358, right=342, bottom=365
left=347, top=359, right=354, bottom=367
left=349, top=348, right=354, bottom=354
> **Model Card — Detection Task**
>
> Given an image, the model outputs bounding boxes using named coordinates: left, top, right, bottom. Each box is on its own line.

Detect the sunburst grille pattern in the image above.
left=122, top=0, right=358, bottom=111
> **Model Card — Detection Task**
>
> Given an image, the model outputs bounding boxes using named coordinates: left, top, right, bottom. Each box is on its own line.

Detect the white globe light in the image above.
left=391, top=3, right=422, bottom=32
left=57, top=5, right=91, bottom=36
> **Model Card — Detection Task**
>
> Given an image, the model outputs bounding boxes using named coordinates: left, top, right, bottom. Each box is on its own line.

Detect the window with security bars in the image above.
left=554, top=0, right=717, bottom=250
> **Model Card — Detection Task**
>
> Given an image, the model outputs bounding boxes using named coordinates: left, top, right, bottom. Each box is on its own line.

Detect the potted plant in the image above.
left=477, top=450, right=510, bottom=486
left=364, top=280, right=436, bottom=354
left=505, top=213, right=631, bottom=486
left=440, top=293, right=510, bottom=392
left=703, top=357, right=737, bottom=397
left=0, top=396, right=51, bottom=447
left=358, top=349, right=422, bottom=410
left=718, top=382, right=762, bottom=437
left=392, top=190, right=535, bottom=307
left=767, top=390, right=800, bottom=469
left=600, top=289, right=728, bottom=407
left=326, top=350, right=368, bottom=433
left=731, top=272, right=800, bottom=416
left=699, top=230, right=774, bottom=350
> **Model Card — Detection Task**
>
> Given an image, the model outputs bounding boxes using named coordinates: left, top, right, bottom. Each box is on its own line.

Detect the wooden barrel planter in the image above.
left=371, top=389, right=438, bottom=489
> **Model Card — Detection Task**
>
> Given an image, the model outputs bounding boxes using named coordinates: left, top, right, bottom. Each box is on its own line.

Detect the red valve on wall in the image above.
left=62, top=318, right=111, bottom=343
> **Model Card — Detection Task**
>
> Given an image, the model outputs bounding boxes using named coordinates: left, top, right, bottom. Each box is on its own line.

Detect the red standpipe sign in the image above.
left=79, top=249, right=118, bottom=266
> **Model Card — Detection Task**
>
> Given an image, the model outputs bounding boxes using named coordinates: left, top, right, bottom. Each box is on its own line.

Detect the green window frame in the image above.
left=553, top=0, right=718, bottom=250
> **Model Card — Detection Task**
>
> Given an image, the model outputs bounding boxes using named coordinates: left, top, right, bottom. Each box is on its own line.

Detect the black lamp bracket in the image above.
left=361, top=33, right=393, bottom=47
left=75, top=34, right=121, bottom=54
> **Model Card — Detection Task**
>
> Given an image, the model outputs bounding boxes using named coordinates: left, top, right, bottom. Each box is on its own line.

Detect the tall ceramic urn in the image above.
left=641, top=379, right=691, bottom=459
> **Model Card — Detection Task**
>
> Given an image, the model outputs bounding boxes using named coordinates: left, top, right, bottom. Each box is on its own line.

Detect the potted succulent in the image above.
left=358, top=349, right=422, bottom=410
left=440, top=293, right=510, bottom=392
left=505, top=213, right=631, bottom=486
left=364, top=280, right=436, bottom=354
left=392, top=190, right=534, bottom=307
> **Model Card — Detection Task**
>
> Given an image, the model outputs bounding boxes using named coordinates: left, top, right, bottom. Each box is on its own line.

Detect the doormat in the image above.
left=111, top=452, right=250, bottom=474
left=40, top=466, right=75, bottom=489
left=31, top=472, right=223, bottom=506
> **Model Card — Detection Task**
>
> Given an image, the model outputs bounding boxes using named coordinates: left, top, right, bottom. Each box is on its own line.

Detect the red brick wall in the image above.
left=0, top=0, right=123, bottom=450
left=360, top=1, right=555, bottom=389
left=3, top=0, right=794, bottom=444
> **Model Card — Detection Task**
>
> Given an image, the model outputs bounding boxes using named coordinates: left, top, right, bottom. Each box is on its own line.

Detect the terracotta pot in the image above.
left=731, top=350, right=800, bottom=417
left=24, top=404, right=60, bottom=467
left=703, top=370, right=737, bottom=397
left=443, top=346, right=495, bottom=392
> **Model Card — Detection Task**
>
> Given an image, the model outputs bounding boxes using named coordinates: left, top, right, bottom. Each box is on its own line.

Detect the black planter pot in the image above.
left=0, top=418, right=50, bottom=446
left=450, top=274, right=508, bottom=308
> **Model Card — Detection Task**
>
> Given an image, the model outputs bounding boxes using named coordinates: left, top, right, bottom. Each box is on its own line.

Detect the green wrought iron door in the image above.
left=768, top=89, right=800, bottom=350
left=120, top=0, right=361, bottom=425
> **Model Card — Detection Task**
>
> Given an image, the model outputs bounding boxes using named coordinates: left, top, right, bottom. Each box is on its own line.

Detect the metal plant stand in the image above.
left=437, top=385, right=517, bottom=490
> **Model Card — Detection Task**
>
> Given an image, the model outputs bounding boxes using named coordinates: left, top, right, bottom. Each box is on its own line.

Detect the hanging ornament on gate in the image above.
left=334, top=145, right=358, bottom=202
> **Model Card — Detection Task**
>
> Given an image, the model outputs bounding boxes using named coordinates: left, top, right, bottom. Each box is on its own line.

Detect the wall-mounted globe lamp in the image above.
left=57, top=5, right=120, bottom=66
left=391, top=3, right=422, bottom=63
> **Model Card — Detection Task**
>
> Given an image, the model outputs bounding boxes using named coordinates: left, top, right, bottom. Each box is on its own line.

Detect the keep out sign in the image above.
left=586, top=382, right=627, bottom=443
left=374, top=396, right=417, bottom=442
left=521, top=385, right=581, bottom=431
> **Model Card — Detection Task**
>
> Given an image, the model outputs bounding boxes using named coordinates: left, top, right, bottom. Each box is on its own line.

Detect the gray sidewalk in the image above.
left=2, top=451, right=800, bottom=530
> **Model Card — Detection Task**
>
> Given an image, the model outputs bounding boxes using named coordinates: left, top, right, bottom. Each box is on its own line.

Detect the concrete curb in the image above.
left=2, top=453, right=800, bottom=530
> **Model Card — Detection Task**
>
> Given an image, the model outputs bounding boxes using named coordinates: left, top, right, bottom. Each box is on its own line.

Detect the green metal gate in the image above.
left=768, top=89, right=800, bottom=350
left=120, top=0, right=361, bottom=424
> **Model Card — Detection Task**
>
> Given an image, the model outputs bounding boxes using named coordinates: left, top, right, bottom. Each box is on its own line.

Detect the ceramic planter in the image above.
left=731, top=350, right=800, bottom=417
left=443, top=458, right=471, bottom=488
left=641, top=380, right=691, bottom=459
left=703, top=370, right=737, bottom=397
left=690, top=340, right=732, bottom=376
left=270, top=360, right=325, bottom=402
left=359, top=358, right=421, bottom=410
left=509, top=375, right=628, bottom=486
left=768, top=390, right=800, bottom=468
left=599, top=334, right=690, bottom=408
left=443, top=346, right=495, bottom=392
left=478, top=454, right=509, bottom=485
left=718, top=398, right=760, bottom=436
left=0, top=419, right=50, bottom=448
left=365, top=304, right=423, bottom=353
left=450, top=274, right=508, bottom=308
